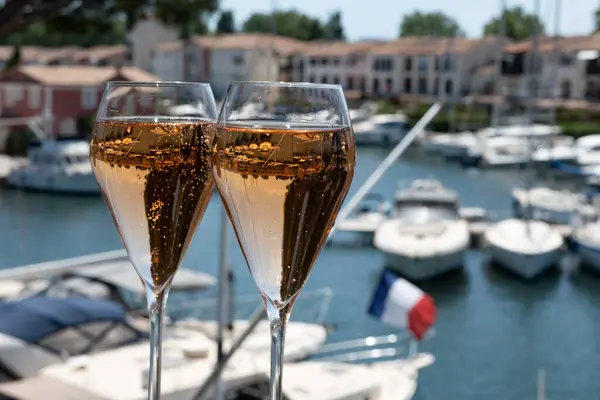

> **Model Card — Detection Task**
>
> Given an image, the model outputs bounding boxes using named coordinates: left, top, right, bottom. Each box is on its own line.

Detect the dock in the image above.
left=329, top=220, right=575, bottom=249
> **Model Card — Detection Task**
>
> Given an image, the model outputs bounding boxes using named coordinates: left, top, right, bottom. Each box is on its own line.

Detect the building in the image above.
left=127, top=18, right=179, bottom=72
left=500, top=35, right=600, bottom=101
left=151, top=33, right=307, bottom=99
left=291, top=41, right=381, bottom=92
left=0, top=66, right=157, bottom=137
left=0, top=45, right=129, bottom=68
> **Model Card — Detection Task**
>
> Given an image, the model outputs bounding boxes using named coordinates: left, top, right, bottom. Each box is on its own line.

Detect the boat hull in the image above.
left=487, top=244, right=562, bottom=279
left=8, top=168, right=100, bottom=195
left=383, top=249, right=466, bottom=281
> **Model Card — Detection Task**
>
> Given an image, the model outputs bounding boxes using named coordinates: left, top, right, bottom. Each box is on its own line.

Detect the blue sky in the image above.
left=217, top=0, right=598, bottom=40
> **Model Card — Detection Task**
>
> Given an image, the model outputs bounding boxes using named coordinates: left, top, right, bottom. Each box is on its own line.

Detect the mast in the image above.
left=491, top=0, right=507, bottom=130
left=548, top=0, right=562, bottom=126
left=525, top=0, right=541, bottom=231
left=447, top=35, right=457, bottom=133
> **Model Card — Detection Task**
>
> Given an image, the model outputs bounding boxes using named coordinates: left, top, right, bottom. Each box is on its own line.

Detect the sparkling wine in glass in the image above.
left=212, top=82, right=355, bottom=399
left=90, top=82, right=217, bottom=399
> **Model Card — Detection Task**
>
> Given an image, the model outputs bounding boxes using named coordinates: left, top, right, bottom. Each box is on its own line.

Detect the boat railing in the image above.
left=308, top=330, right=435, bottom=363
left=167, top=287, right=334, bottom=326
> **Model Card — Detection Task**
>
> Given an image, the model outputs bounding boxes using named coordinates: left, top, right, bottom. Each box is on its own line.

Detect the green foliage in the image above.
left=559, top=122, right=600, bottom=138
left=399, top=12, right=465, bottom=38
left=595, top=7, right=600, bottom=32
left=4, top=44, right=20, bottom=70
left=216, top=10, right=236, bottom=34
left=77, top=116, right=96, bottom=138
left=0, top=0, right=218, bottom=47
left=482, top=6, right=545, bottom=40
left=242, top=10, right=325, bottom=41
left=323, top=11, right=345, bottom=40
left=5, top=131, right=36, bottom=157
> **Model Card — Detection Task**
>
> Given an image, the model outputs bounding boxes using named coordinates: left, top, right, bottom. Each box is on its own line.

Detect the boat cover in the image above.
left=0, top=296, right=127, bottom=343
left=0, top=376, right=109, bottom=400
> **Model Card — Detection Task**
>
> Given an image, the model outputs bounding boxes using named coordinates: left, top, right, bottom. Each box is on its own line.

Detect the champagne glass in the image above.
left=212, top=82, right=355, bottom=399
left=90, top=82, right=217, bottom=399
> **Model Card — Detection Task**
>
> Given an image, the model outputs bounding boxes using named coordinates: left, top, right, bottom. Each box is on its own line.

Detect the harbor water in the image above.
left=1, top=147, right=599, bottom=399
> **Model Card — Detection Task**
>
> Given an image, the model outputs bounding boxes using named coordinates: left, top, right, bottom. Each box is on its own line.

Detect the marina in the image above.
left=3, top=140, right=600, bottom=398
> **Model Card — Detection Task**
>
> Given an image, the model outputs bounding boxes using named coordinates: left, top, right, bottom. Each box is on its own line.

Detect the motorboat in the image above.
left=373, top=179, right=470, bottom=281
left=484, top=219, right=564, bottom=279
left=0, top=331, right=434, bottom=400
left=7, top=139, right=99, bottom=195
left=421, top=131, right=479, bottom=158
left=352, top=113, right=409, bottom=146
left=533, top=134, right=600, bottom=164
left=570, top=222, right=600, bottom=273
left=331, top=193, right=389, bottom=246
left=511, top=187, right=592, bottom=226
left=548, top=135, right=600, bottom=178
left=0, top=250, right=330, bottom=367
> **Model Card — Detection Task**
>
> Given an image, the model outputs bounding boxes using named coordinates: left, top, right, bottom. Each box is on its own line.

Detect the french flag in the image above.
left=368, top=269, right=436, bottom=340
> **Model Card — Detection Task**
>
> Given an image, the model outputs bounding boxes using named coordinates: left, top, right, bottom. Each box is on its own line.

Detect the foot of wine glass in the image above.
left=145, top=285, right=171, bottom=400
left=265, top=300, right=292, bottom=400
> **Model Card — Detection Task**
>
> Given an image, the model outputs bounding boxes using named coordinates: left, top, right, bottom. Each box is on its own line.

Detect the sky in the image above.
left=217, top=0, right=599, bottom=40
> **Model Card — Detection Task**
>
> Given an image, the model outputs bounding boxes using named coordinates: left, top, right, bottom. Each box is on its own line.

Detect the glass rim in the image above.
left=105, top=81, right=212, bottom=88
left=229, top=81, right=343, bottom=90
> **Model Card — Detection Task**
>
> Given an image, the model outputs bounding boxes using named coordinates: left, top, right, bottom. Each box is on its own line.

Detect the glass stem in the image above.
left=146, top=286, right=170, bottom=400
left=266, top=301, right=287, bottom=400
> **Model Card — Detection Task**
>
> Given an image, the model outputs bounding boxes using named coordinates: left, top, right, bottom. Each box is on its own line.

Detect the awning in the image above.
left=0, top=376, right=109, bottom=400
left=70, top=260, right=216, bottom=294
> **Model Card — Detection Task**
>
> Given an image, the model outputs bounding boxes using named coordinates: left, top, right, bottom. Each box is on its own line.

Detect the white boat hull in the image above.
left=485, top=219, right=563, bottom=279
left=375, top=219, right=470, bottom=281
left=487, top=243, right=562, bottom=279
left=8, top=167, right=99, bottom=195
left=571, top=223, right=600, bottom=273
left=384, top=249, right=466, bottom=281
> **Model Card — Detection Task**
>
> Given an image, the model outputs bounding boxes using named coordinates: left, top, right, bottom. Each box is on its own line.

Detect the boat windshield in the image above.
left=393, top=204, right=460, bottom=223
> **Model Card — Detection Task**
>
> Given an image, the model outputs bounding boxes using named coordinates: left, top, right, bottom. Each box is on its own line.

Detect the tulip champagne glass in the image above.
left=212, top=81, right=355, bottom=399
left=90, top=82, right=218, bottom=399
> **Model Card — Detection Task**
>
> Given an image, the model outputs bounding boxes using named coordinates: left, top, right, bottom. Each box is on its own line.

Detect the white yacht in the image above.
left=570, top=222, right=600, bottom=273
left=421, top=131, right=479, bottom=158
left=511, top=187, right=591, bottom=226
left=332, top=194, right=389, bottom=246
left=0, top=336, right=434, bottom=400
left=374, top=180, right=470, bottom=281
left=533, top=134, right=600, bottom=164
left=7, top=139, right=99, bottom=195
left=352, top=113, right=409, bottom=146
left=485, top=219, right=564, bottom=279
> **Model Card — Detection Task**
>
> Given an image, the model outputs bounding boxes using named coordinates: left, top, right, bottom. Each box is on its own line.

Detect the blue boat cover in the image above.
left=0, top=296, right=127, bottom=343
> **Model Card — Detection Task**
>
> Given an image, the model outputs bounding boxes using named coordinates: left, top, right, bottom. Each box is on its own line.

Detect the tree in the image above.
left=323, top=11, right=345, bottom=40
left=482, top=6, right=545, bottom=40
left=216, top=10, right=236, bottom=34
left=594, top=6, right=600, bottom=32
left=243, top=10, right=324, bottom=41
left=4, top=44, right=20, bottom=70
left=399, top=11, right=465, bottom=37
left=0, top=0, right=218, bottom=45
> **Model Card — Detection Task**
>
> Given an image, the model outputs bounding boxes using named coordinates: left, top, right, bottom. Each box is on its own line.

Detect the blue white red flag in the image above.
left=368, top=269, right=436, bottom=340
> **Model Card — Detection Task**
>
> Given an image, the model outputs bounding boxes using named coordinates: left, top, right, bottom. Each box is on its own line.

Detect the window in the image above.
left=232, top=54, right=245, bottom=65
left=560, top=80, right=571, bottom=99
left=372, top=78, right=380, bottom=94
left=28, top=85, right=41, bottom=109
left=333, top=76, right=340, bottom=85
left=321, top=58, right=328, bottom=65
left=310, top=58, right=317, bottom=66
left=386, top=78, right=393, bottom=93
left=404, top=78, right=412, bottom=93
left=404, top=57, right=412, bottom=71
left=558, top=54, right=573, bottom=66
left=418, top=78, right=427, bottom=94
left=309, top=75, right=315, bottom=83
left=373, top=57, right=393, bottom=72
left=81, top=87, right=97, bottom=109
left=59, top=118, right=76, bottom=135
left=347, top=76, right=355, bottom=90
left=3, top=84, right=23, bottom=107
left=445, top=79, right=453, bottom=95
left=321, top=76, right=328, bottom=84
left=418, top=57, right=429, bottom=72
left=333, top=57, right=340, bottom=66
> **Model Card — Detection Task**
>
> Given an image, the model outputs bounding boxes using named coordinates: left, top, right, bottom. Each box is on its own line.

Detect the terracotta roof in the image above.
left=369, top=36, right=498, bottom=56
left=504, top=35, right=595, bottom=54
left=0, top=46, right=47, bottom=62
left=300, top=41, right=383, bottom=56
left=189, top=33, right=308, bottom=55
left=71, top=45, right=128, bottom=62
left=4, top=66, right=158, bottom=86
left=153, top=40, right=184, bottom=51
